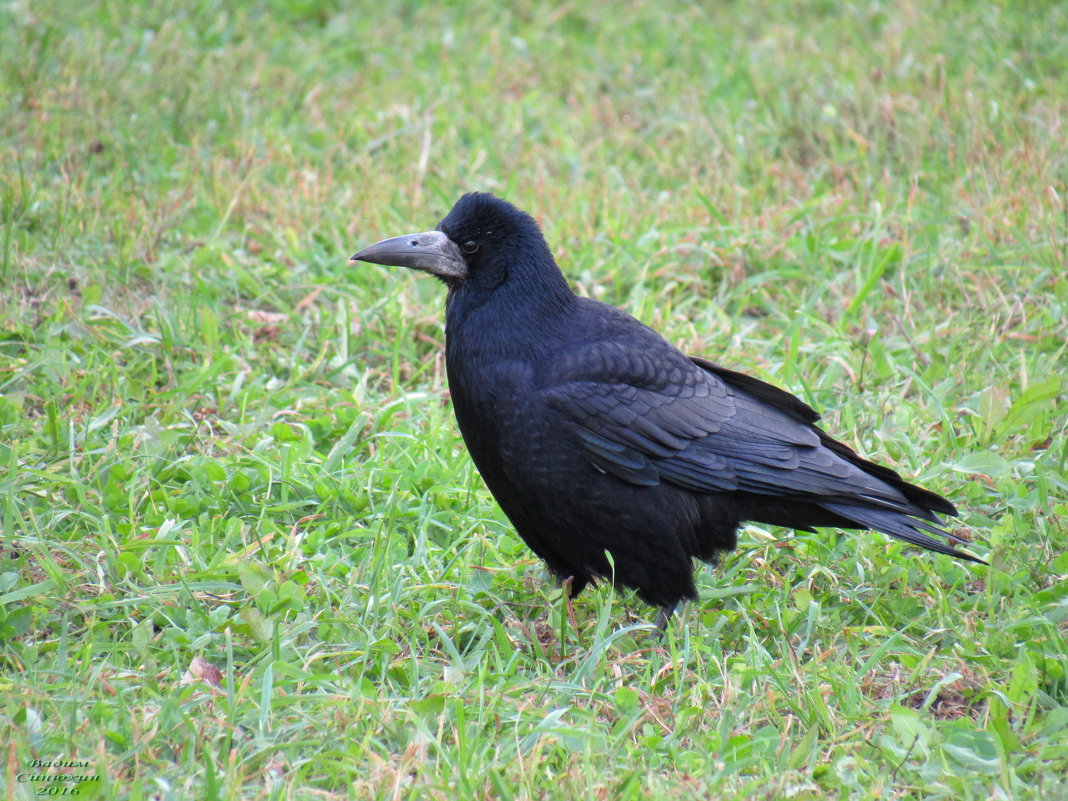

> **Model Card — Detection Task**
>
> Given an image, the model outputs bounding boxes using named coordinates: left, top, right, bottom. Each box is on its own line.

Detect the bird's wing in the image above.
left=539, top=334, right=979, bottom=562
left=540, top=340, right=922, bottom=511
left=692, top=355, right=956, bottom=516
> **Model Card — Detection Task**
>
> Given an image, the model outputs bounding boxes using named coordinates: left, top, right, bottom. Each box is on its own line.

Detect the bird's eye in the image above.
left=461, top=240, right=479, bottom=254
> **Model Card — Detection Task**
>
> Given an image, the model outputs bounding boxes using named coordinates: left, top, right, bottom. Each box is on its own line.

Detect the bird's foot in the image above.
left=653, top=602, right=678, bottom=636
left=561, top=576, right=580, bottom=633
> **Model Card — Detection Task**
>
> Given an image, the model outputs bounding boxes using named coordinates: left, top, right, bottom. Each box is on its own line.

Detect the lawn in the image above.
left=1, top=0, right=1066, bottom=798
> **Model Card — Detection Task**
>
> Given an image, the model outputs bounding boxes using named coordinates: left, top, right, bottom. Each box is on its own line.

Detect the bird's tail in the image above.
left=820, top=502, right=987, bottom=564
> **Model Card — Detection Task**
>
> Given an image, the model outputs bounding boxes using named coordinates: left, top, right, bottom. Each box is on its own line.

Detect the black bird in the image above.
left=352, top=193, right=984, bottom=629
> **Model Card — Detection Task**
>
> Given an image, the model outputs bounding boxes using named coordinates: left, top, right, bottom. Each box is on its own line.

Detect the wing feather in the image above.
left=537, top=336, right=980, bottom=562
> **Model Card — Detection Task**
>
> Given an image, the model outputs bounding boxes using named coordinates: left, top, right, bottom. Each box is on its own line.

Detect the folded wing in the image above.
left=540, top=339, right=982, bottom=563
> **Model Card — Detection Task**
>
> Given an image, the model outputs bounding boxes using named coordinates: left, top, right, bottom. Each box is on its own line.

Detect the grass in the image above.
left=1, top=0, right=1066, bottom=798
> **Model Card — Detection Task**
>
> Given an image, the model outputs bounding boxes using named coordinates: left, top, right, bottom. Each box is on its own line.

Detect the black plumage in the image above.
left=352, top=192, right=984, bottom=627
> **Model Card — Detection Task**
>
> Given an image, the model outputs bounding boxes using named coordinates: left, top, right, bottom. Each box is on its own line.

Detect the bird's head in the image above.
left=351, top=192, right=557, bottom=293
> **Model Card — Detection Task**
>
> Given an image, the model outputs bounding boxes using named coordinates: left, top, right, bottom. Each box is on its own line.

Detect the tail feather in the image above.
left=820, top=502, right=986, bottom=564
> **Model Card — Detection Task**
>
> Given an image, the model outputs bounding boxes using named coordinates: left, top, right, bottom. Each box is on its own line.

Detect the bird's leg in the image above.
left=654, top=602, right=679, bottom=636
left=561, top=576, right=580, bottom=633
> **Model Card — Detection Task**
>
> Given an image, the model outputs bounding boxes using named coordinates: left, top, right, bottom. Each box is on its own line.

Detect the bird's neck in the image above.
left=444, top=266, right=576, bottom=359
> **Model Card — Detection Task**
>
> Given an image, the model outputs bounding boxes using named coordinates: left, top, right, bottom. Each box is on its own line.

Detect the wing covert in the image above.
left=540, top=340, right=913, bottom=511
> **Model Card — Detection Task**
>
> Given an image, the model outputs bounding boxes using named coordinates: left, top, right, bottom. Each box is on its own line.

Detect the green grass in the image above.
left=2, top=0, right=1066, bottom=798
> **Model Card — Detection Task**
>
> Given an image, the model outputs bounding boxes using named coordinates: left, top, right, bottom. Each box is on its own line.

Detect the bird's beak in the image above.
left=349, top=230, right=466, bottom=281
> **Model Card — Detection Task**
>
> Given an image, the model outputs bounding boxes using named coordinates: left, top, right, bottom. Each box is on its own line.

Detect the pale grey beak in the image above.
left=350, top=230, right=466, bottom=282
